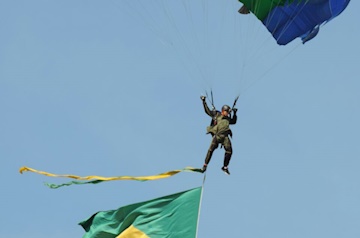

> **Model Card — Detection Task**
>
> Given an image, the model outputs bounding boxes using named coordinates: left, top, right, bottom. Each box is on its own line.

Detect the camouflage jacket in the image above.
left=202, top=101, right=237, bottom=138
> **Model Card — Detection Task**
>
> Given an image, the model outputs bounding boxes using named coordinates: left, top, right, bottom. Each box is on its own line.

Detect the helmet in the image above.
left=221, top=105, right=231, bottom=112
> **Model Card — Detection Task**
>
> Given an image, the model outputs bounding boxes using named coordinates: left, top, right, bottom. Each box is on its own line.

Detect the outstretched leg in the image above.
left=202, top=136, right=219, bottom=172
left=221, top=137, right=233, bottom=175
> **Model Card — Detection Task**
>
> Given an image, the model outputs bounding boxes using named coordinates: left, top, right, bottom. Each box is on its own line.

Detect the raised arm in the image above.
left=201, top=96, right=213, bottom=117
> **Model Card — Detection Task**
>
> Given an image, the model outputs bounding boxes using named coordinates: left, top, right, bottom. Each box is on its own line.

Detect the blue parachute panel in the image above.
left=263, top=0, right=351, bottom=45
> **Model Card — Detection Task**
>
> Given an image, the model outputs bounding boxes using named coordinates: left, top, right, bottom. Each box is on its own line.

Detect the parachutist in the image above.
left=200, top=97, right=238, bottom=175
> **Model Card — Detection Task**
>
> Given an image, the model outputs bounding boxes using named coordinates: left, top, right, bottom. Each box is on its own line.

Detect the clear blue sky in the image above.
left=1, top=1, right=359, bottom=237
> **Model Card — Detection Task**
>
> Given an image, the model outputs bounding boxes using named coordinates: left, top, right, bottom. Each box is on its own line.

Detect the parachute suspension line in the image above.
left=243, top=1, right=310, bottom=88
left=195, top=172, right=207, bottom=238
left=204, top=90, right=240, bottom=114
left=228, top=2, right=272, bottom=95
left=158, top=0, right=209, bottom=89
left=119, top=0, right=211, bottom=89
left=244, top=1, right=268, bottom=58
left=240, top=0, right=282, bottom=87
left=240, top=0, right=304, bottom=75
left=181, top=0, right=202, bottom=64
left=238, top=15, right=255, bottom=96
left=230, top=2, right=247, bottom=95
left=276, top=2, right=311, bottom=44
left=211, top=1, right=235, bottom=84
left=236, top=1, right=267, bottom=93
left=210, top=90, right=215, bottom=109
left=244, top=0, right=285, bottom=68
left=241, top=7, right=256, bottom=67
left=179, top=0, right=229, bottom=88
left=247, top=1, right=271, bottom=52
left=112, top=0, right=172, bottom=46
left=231, top=95, right=240, bottom=111
left=205, top=89, right=215, bottom=110
left=114, top=0, right=213, bottom=89
left=202, top=0, right=209, bottom=71
left=195, top=0, right=211, bottom=83
left=236, top=1, right=308, bottom=94
left=242, top=42, right=301, bottom=94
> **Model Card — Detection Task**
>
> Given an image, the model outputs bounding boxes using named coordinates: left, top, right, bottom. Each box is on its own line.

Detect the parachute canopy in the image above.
left=239, top=0, right=351, bottom=45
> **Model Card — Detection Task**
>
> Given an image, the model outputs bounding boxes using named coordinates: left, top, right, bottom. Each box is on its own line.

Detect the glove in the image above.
left=232, top=108, right=238, bottom=113
left=200, top=96, right=206, bottom=101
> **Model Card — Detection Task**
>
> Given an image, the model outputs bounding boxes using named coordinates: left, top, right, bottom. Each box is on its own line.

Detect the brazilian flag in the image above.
left=79, top=187, right=202, bottom=238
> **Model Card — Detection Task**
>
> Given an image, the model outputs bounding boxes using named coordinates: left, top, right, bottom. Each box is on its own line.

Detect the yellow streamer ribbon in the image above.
left=19, top=166, right=202, bottom=182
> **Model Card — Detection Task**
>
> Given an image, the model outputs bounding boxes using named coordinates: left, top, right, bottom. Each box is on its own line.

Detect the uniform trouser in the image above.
left=204, top=135, right=233, bottom=167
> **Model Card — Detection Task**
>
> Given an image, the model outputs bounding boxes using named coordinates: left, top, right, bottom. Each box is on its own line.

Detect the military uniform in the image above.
left=202, top=100, right=237, bottom=172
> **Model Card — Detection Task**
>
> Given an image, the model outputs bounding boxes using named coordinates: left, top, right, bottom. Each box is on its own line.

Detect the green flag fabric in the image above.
left=79, top=187, right=202, bottom=238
